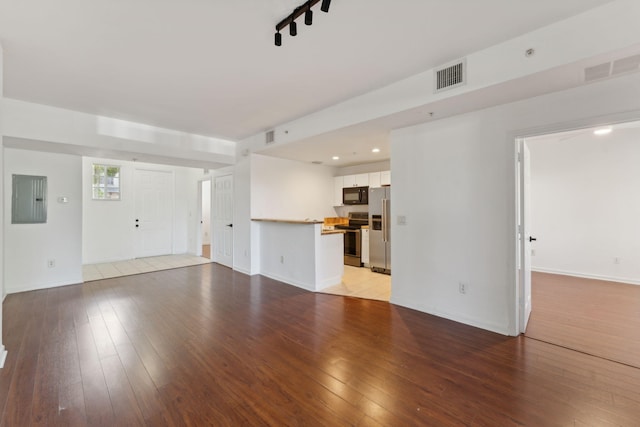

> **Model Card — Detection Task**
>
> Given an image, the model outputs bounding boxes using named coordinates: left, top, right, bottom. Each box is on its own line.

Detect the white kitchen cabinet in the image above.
left=333, top=176, right=344, bottom=206
left=355, top=173, right=369, bottom=187
left=342, top=173, right=369, bottom=187
left=368, top=172, right=381, bottom=188
left=361, top=228, right=370, bottom=266
left=381, top=170, right=391, bottom=186
left=342, top=175, right=356, bottom=188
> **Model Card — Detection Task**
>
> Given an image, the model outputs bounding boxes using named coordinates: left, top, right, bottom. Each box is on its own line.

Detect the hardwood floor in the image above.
left=202, top=244, right=211, bottom=259
left=526, top=271, right=640, bottom=368
left=2, top=264, right=640, bottom=426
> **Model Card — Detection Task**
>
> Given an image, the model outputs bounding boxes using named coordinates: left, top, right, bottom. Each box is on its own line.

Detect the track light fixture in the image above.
left=305, top=7, right=313, bottom=25
left=274, top=0, right=333, bottom=46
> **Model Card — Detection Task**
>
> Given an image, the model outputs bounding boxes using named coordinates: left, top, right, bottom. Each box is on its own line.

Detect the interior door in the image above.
left=134, top=169, right=173, bottom=258
left=213, top=174, right=233, bottom=268
left=520, top=141, right=533, bottom=333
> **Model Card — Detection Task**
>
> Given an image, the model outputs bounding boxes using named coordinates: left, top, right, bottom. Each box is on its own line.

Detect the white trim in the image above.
left=259, top=272, right=316, bottom=292
left=532, top=268, right=640, bottom=286
left=390, top=295, right=510, bottom=336
left=5, top=277, right=83, bottom=295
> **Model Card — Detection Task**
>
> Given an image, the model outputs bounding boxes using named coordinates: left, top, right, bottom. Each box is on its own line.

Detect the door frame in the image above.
left=196, top=178, right=212, bottom=257
left=512, top=112, right=640, bottom=335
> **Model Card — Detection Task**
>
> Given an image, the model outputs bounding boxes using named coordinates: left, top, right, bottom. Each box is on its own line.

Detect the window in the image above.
left=92, top=164, right=121, bottom=200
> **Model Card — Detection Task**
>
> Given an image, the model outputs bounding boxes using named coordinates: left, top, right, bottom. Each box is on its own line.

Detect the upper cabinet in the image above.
left=333, top=176, right=344, bottom=206
left=343, top=173, right=369, bottom=187
left=381, top=170, right=391, bottom=186
left=367, top=171, right=390, bottom=188
left=368, top=172, right=381, bottom=188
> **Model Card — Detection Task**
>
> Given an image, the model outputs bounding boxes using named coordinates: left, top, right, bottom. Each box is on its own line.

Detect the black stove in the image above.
left=335, top=212, right=368, bottom=267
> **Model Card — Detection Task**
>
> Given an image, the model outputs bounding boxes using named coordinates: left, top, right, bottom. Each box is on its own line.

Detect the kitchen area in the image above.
left=319, top=169, right=392, bottom=301
left=249, top=154, right=391, bottom=302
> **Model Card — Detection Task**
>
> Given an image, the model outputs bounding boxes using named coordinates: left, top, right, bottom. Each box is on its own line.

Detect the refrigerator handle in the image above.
left=382, top=198, right=387, bottom=242
left=384, top=199, right=391, bottom=242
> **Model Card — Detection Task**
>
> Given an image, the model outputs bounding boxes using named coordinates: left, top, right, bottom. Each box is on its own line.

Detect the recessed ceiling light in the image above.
left=372, top=148, right=380, bottom=153
left=332, top=156, right=340, bottom=160
left=594, top=127, right=612, bottom=136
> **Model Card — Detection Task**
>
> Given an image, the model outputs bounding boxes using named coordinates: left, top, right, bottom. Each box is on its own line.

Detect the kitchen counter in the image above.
left=252, top=218, right=324, bottom=225
left=251, top=219, right=344, bottom=291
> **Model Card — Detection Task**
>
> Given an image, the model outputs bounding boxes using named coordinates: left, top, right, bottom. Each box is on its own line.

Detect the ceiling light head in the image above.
left=594, top=127, right=612, bottom=136
left=372, top=148, right=380, bottom=153
left=275, top=32, right=282, bottom=46
left=290, top=20, right=297, bottom=36
left=332, top=156, right=340, bottom=160
left=321, top=0, right=331, bottom=13
left=305, top=8, right=313, bottom=25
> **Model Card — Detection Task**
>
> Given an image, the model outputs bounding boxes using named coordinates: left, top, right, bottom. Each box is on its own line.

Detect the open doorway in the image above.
left=516, top=120, right=640, bottom=367
left=200, top=179, right=212, bottom=259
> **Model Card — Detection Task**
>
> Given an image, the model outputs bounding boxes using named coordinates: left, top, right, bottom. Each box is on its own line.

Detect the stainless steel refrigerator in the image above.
left=369, top=187, right=391, bottom=274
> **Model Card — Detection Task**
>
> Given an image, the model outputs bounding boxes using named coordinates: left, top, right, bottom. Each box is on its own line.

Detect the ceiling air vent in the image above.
left=265, top=130, right=275, bottom=145
left=434, top=58, right=466, bottom=93
left=612, top=54, right=640, bottom=76
left=584, top=54, right=640, bottom=82
left=584, top=63, right=611, bottom=82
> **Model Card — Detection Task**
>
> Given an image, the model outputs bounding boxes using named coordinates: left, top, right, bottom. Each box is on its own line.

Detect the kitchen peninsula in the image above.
left=252, top=219, right=344, bottom=291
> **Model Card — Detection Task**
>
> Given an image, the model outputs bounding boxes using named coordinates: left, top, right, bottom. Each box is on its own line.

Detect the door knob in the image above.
left=226, top=224, right=233, bottom=228
left=135, top=225, right=139, bottom=228
left=529, top=236, right=537, bottom=242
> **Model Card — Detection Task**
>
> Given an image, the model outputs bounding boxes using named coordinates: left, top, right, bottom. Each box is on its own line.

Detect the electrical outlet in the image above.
left=459, top=282, right=468, bottom=294
left=397, top=215, right=407, bottom=226
left=280, top=255, right=284, bottom=264
left=614, top=257, right=621, bottom=264
left=531, top=249, right=536, bottom=256
left=47, top=259, right=56, bottom=268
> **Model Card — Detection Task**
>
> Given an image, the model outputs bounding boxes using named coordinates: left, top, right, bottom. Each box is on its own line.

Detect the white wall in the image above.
left=529, top=127, right=640, bottom=284
left=232, top=157, right=253, bottom=274
left=4, top=148, right=83, bottom=294
left=391, top=72, right=640, bottom=336
left=251, top=154, right=336, bottom=221
left=0, top=42, right=6, bottom=366
left=3, top=98, right=235, bottom=169
left=336, top=160, right=390, bottom=176
left=82, top=157, right=201, bottom=264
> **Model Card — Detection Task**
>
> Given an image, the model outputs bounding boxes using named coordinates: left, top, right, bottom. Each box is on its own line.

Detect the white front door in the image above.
left=134, top=169, right=174, bottom=258
left=213, top=174, right=233, bottom=268
left=519, top=141, right=533, bottom=333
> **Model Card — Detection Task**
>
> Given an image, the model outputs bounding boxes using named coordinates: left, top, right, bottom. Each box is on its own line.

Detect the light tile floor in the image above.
left=321, top=265, right=391, bottom=301
left=83, top=254, right=212, bottom=282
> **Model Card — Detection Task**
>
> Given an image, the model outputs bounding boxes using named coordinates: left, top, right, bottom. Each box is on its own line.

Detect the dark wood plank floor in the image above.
left=2, top=264, right=640, bottom=426
left=526, top=272, right=640, bottom=369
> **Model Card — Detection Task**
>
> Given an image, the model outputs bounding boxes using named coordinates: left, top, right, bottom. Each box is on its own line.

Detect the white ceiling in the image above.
left=0, top=0, right=614, bottom=166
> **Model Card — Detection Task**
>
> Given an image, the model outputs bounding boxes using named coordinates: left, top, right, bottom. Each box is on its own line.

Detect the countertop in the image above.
left=251, top=218, right=324, bottom=224
left=321, top=230, right=346, bottom=235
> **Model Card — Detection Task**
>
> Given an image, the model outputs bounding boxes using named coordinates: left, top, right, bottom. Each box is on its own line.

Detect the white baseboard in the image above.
left=259, top=271, right=315, bottom=292
left=390, top=295, right=512, bottom=336
left=6, top=277, right=83, bottom=295
left=532, top=268, right=640, bottom=286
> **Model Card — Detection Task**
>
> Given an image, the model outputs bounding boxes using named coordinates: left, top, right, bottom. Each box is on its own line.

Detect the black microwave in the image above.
left=343, top=186, right=368, bottom=205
